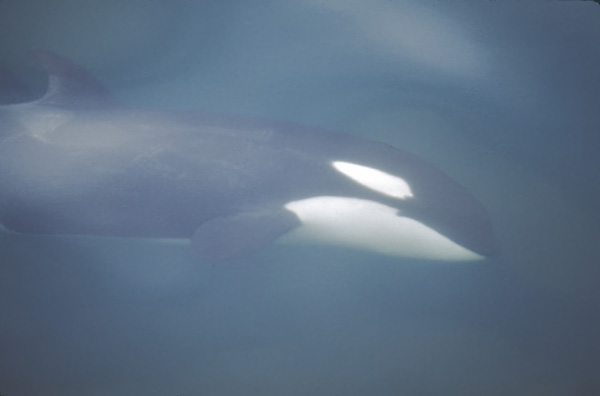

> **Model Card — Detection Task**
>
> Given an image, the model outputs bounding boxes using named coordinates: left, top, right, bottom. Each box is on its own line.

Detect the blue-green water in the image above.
left=1, top=1, right=599, bottom=395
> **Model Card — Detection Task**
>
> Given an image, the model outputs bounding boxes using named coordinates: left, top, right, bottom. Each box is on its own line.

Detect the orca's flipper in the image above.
left=191, top=208, right=300, bottom=262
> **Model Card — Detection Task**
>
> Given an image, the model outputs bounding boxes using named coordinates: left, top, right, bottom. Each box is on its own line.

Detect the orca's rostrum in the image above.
left=0, top=51, right=495, bottom=262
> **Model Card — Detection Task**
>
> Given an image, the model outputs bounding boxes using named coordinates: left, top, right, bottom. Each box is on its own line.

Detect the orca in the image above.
left=0, top=51, right=495, bottom=262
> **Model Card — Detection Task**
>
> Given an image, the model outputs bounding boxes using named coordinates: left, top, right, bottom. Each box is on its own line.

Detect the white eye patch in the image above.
left=332, top=161, right=413, bottom=199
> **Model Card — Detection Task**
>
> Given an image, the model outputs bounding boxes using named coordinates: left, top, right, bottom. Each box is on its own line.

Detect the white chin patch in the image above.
left=281, top=196, right=484, bottom=262
left=332, top=161, right=413, bottom=199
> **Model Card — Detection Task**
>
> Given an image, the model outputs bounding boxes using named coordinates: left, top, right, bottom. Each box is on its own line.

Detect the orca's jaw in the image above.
left=282, top=196, right=485, bottom=262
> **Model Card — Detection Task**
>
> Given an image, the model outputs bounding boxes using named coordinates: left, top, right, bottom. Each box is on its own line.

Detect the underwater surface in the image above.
left=1, top=1, right=599, bottom=395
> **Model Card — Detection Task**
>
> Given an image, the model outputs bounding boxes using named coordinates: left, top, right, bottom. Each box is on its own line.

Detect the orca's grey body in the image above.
left=0, top=52, right=495, bottom=262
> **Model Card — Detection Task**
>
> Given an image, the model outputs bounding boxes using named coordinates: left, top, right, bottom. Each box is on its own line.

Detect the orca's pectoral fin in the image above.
left=191, top=208, right=300, bottom=262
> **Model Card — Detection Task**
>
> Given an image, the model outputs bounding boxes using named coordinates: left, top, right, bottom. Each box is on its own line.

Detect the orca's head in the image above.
left=282, top=157, right=496, bottom=262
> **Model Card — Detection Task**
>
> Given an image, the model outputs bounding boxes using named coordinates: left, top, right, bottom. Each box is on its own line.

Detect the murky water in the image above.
left=1, top=1, right=599, bottom=395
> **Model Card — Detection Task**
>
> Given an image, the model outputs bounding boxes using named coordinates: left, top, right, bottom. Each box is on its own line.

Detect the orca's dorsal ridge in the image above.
left=33, top=50, right=117, bottom=110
